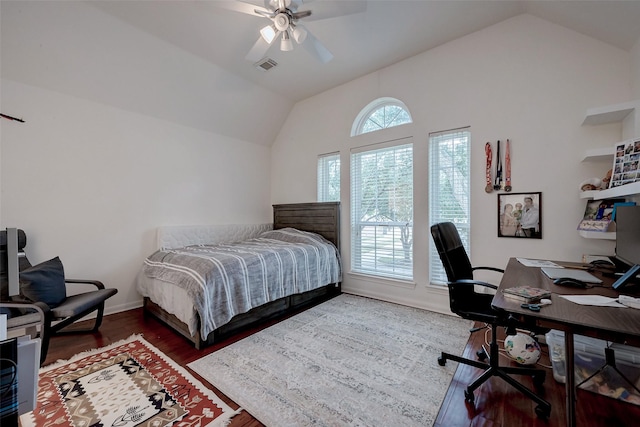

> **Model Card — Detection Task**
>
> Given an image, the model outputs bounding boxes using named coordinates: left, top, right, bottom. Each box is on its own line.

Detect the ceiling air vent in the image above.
left=255, top=58, right=277, bottom=71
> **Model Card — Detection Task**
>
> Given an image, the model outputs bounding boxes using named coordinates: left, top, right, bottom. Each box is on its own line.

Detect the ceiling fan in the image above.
left=219, top=0, right=366, bottom=64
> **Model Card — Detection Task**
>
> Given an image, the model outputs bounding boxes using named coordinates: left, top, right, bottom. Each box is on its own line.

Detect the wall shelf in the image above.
left=585, top=181, right=640, bottom=201
left=579, top=190, right=600, bottom=200
left=578, top=230, right=615, bottom=240
left=581, top=146, right=615, bottom=162
left=580, top=100, right=639, bottom=238
left=582, top=100, right=638, bottom=126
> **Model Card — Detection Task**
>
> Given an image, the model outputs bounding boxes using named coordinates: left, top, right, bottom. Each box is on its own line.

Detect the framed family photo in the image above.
left=498, top=192, right=542, bottom=238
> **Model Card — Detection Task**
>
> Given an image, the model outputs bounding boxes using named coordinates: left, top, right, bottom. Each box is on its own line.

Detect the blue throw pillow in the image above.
left=19, top=256, right=67, bottom=308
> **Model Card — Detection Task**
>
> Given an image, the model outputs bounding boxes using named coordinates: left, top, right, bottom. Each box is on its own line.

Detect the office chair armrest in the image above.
left=0, top=300, right=51, bottom=315
left=65, top=279, right=106, bottom=290
left=471, top=266, right=505, bottom=274
left=450, top=279, right=498, bottom=291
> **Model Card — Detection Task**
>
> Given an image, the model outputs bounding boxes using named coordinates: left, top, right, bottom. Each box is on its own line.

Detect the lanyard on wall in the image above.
left=485, top=142, right=493, bottom=193
left=505, top=139, right=512, bottom=192
left=494, top=140, right=503, bottom=191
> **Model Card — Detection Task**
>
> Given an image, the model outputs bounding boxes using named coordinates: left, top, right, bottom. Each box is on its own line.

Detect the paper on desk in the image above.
left=516, top=258, right=563, bottom=268
left=559, top=295, right=626, bottom=308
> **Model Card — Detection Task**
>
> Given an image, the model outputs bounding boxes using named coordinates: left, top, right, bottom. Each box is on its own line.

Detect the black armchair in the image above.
left=1, top=229, right=117, bottom=365
left=430, top=222, right=551, bottom=419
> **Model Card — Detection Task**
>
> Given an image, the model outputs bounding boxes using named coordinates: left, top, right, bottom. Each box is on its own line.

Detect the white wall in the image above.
left=0, top=2, right=276, bottom=314
left=1, top=1, right=291, bottom=147
left=632, top=39, right=640, bottom=99
left=271, top=14, right=633, bottom=313
left=1, top=79, right=271, bottom=313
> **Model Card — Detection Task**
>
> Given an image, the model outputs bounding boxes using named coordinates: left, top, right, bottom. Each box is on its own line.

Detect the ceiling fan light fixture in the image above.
left=280, top=30, right=293, bottom=51
left=273, top=12, right=290, bottom=31
left=260, top=24, right=276, bottom=44
left=292, top=25, right=307, bottom=44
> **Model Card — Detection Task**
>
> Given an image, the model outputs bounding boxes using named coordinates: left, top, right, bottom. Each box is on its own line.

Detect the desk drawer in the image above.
left=546, top=330, right=640, bottom=406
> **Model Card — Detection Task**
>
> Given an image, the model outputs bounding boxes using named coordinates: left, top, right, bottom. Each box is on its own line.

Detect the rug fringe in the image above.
left=221, top=408, right=245, bottom=426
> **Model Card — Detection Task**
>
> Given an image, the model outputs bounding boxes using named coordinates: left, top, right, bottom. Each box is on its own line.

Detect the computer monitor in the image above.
left=612, top=205, right=640, bottom=290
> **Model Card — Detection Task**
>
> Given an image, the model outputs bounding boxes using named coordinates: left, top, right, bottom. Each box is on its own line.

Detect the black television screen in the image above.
left=612, top=205, right=640, bottom=290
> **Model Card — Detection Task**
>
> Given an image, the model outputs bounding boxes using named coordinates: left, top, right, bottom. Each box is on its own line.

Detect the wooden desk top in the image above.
left=492, top=258, right=640, bottom=346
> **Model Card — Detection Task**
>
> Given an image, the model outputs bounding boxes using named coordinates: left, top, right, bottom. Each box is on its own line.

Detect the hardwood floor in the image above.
left=45, top=307, right=640, bottom=427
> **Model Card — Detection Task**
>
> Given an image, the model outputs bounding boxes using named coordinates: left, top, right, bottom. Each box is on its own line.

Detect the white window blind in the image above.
left=317, top=152, right=340, bottom=202
left=429, top=129, right=471, bottom=285
left=351, top=140, right=413, bottom=280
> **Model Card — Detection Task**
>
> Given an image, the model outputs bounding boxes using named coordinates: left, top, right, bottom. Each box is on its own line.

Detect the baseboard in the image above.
left=74, top=300, right=144, bottom=321
left=341, top=287, right=454, bottom=317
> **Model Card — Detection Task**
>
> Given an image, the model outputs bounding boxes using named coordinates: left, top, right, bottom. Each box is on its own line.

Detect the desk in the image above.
left=492, top=258, right=640, bottom=427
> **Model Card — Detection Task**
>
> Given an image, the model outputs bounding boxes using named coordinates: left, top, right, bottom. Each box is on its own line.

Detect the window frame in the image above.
left=350, top=138, right=414, bottom=281
left=428, top=128, right=471, bottom=285
left=317, top=152, right=341, bottom=202
left=351, top=97, right=413, bottom=137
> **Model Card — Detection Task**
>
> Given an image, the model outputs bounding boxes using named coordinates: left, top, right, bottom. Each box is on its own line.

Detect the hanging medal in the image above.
left=494, top=140, right=503, bottom=191
left=485, top=142, right=493, bottom=193
left=504, top=139, right=512, bottom=192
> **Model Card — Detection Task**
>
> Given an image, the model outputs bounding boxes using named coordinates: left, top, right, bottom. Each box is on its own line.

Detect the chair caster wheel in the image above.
left=476, top=349, right=487, bottom=361
left=532, top=371, right=546, bottom=389
left=437, top=356, right=446, bottom=366
left=535, top=404, right=550, bottom=419
left=464, top=389, right=475, bottom=403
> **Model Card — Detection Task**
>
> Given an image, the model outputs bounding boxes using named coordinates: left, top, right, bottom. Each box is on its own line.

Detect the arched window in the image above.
left=351, top=97, right=412, bottom=136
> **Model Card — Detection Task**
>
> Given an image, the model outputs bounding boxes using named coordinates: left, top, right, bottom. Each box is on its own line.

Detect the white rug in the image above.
left=188, top=294, right=470, bottom=426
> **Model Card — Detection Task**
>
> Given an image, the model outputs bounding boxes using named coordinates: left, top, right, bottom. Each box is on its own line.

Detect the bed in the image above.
left=136, top=202, right=341, bottom=349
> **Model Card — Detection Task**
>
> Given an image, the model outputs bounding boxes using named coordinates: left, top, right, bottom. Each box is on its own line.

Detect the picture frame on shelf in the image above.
left=610, top=138, right=640, bottom=189
left=498, top=192, right=541, bottom=238
left=576, top=198, right=623, bottom=233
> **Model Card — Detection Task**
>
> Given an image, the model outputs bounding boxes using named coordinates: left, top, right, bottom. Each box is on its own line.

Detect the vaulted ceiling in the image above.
left=3, top=1, right=640, bottom=146
left=90, top=0, right=640, bottom=103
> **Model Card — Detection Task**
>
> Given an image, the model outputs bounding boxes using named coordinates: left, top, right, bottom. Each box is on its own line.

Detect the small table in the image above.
left=492, top=258, right=640, bottom=427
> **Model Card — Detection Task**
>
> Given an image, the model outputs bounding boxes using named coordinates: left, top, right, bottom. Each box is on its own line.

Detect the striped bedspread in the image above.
left=141, top=228, right=341, bottom=338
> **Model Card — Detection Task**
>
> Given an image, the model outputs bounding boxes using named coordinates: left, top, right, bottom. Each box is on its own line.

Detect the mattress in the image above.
left=137, top=227, right=341, bottom=338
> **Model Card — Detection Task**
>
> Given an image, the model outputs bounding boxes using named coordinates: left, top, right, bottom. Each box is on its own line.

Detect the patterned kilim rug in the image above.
left=189, top=294, right=471, bottom=427
left=20, top=335, right=240, bottom=427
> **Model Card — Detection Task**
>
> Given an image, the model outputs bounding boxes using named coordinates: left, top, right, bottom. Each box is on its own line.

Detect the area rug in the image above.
left=20, top=335, right=240, bottom=427
left=189, top=294, right=471, bottom=426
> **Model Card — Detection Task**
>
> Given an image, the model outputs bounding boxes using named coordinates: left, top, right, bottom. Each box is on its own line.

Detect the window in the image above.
left=351, top=139, right=413, bottom=280
left=429, top=129, right=471, bottom=285
left=351, top=97, right=412, bottom=136
left=317, top=153, right=340, bottom=202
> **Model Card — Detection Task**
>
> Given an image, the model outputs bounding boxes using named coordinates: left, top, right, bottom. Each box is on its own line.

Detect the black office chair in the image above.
left=430, top=222, right=551, bottom=419
left=1, top=229, right=118, bottom=365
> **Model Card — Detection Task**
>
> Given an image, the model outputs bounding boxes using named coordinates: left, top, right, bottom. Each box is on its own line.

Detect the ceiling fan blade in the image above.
left=254, top=8, right=275, bottom=18
left=264, top=0, right=286, bottom=11
left=245, top=31, right=280, bottom=62
left=214, top=1, right=271, bottom=18
left=288, top=0, right=308, bottom=12
left=300, top=26, right=333, bottom=63
left=291, top=10, right=312, bottom=20
left=245, top=37, right=271, bottom=62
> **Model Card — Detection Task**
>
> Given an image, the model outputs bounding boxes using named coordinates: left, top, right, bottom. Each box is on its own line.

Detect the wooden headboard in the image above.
left=273, top=202, right=340, bottom=250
